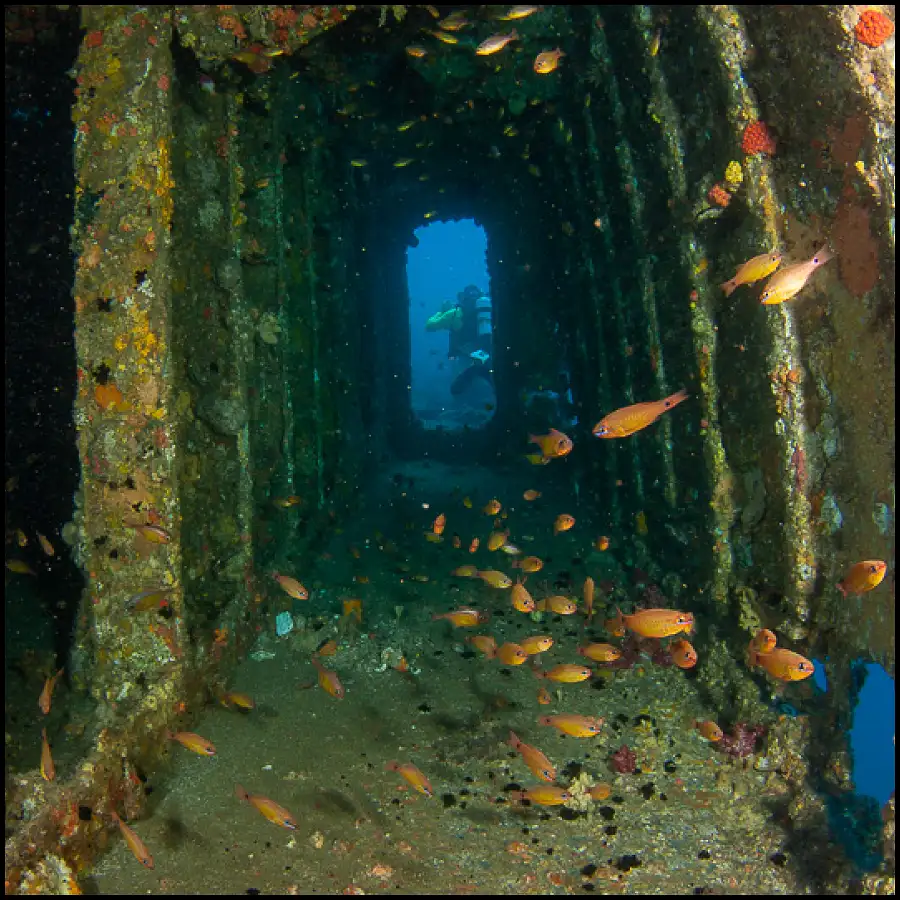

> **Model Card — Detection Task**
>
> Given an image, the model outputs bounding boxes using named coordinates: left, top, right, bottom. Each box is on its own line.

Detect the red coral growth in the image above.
left=716, top=723, right=765, bottom=758
left=742, top=120, right=776, bottom=156
left=707, top=183, right=732, bottom=207
left=831, top=198, right=879, bottom=297
left=855, top=9, right=894, bottom=48
left=611, top=745, right=637, bottom=774
left=85, top=30, right=104, bottom=49
left=269, top=7, right=298, bottom=28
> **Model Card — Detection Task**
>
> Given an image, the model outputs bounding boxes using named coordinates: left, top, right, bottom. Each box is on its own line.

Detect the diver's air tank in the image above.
left=475, top=294, right=492, bottom=337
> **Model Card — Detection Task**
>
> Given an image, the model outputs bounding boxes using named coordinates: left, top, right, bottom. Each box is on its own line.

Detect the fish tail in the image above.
left=747, top=645, right=759, bottom=668
left=234, top=783, right=250, bottom=803
left=508, top=730, right=520, bottom=749
left=836, top=580, right=847, bottom=598
left=720, top=279, right=737, bottom=297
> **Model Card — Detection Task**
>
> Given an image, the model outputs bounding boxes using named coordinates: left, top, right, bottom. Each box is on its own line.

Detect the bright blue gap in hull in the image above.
left=407, top=220, right=493, bottom=432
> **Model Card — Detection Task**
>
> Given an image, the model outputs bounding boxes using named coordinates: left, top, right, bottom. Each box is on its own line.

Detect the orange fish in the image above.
left=583, top=577, right=595, bottom=623
left=509, top=785, right=572, bottom=806
left=451, top=564, right=479, bottom=578
left=110, top=810, right=155, bottom=867
left=519, top=634, right=553, bottom=655
left=508, top=730, right=556, bottom=782
left=432, top=513, right=446, bottom=536
left=536, top=687, right=553, bottom=705
left=533, top=48, right=564, bottom=74
left=512, top=555, right=543, bottom=573
left=311, top=655, right=345, bottom=698
left=452, top=534, right=462, bottom=549
left=577, top=643, right=621, bottom=663
left=529, top=428, right=573, bottom=459
left=487, top=529, right=509, bottom=551
left=748, top=645, right=814, bottom=682
left=406, top=44, right=428, bottom=58
left=386, top=761, right=433, bottom=797
left=595, top=536, right=610, bottom=551
left=477, top=570, right=512, bottom=589
left=40, top=728, right=55, bottom=782
left=533, top=663, right=592, bottom=683
left=837, top=560, right=887, bottom=597
left=511, top=581, right=535, bottom=613
left=36, top=531, right=55, bottom=557
left=272, top=495, right=303, bottom=508
left=432, top=608, right=491, bottom=627
left=167, top=730, right=217, bottom=756
left=694, top=720, right=724, bottom=742
left=495, top=642, right=529, bottom=665
left=127, top=522, right=170, bottom=544
left=482, top=499, right=502, bottom=515
left=593, top=389, right=688, bottom=438
left=314, top=639, right=338, bottom=657
left=750, top=628, right=777, bottom=654
left=535, top=595, right=577, bottom=615
left=553, top=514, right=575, bottom=535
left=720, top=250, right=783, bottom=297
left=272, top=573, right=308, bottom=600
left=469, top=537, right=480, bottom=553
left=523, top=489, right=541, bottom=501
left=475, top=29, right=519, bottom=55
left=538, top=714, right=603, bottom=738
left=760, top=245, right=833, bottom=305
left=669, top=639, right=698, bottom=669
left=221, top=690, right=256, bottom=710
left=604, top=614, right=626, bottom=638
left=39, top=667, right=64, bottom=715
left=235, top=784, right=297, bottom=830
left=589, top=783, right=612, bottom=801
left=467, top=634, right=498, bottom=657
left=618, top=607, right=694, bottom=638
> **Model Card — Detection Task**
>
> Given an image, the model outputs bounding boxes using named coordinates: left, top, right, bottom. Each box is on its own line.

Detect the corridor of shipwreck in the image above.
left=4, top=4, right=895, bottom=894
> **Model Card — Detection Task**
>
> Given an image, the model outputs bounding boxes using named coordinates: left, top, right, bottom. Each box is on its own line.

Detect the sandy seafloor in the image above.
left=85, top=461, right=825, bottom=893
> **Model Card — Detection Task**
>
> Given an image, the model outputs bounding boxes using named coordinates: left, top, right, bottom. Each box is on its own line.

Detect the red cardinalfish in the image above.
left=40, top=728, right=55, bottom=781
left=747, top=642, right=814, bottom=682
left=467, top=634, right=498, bottom=658
left=508, top=730, right=556, bottom=782
left=528, top=428, right=573, bottom=459
left=36, top=531, right=55, bottom=557
left=617, top=607, right=694, bottom=638
left=534, top=48, right=564, bottom=74
left=553, top=514, right=575, bottom=535
left=538, top=714, right=604, bottom=738
left=475, top=30, right=519, bottom=55
left=482, top=498, right=502, bottom=515
left=38, top=667, right=64, bottom=715
left=509, top=785, right=572, bottom=806
left=235, top=784, right=297, bottom=829
left=495, top=642, right=529, bottom=665
left=311, top=655, right=345, bottom=698
left=110, top=810, right=154, bottom=867
left=511, top=580, right=535, bottom=613
left=720, top=251, right=783, bottom=297
left=583, top=577, right=595, bottom=624
left=577, top=643, right=621, bottom=663
left=272, top=573, right=308, bottom=600
left=519, top=635, right=553, bottom=655
left=837, top=560, right=887, bottom=597
left=512, top=555, right=543, bottom=573
left=593, top=389, right=688, bottom=438
left=166, top=731, right=217, bottom=756
left=535, top=595, right=577, bottom=615
left=386, top=761, right=434, bottom=797
left=694, top=720, right=724, bottom=742
left=432, top=513, right=446, bottom=536
left=477, top=570, right=512, bottom=589
left=750, top=628, right=777, bottom=654
left=759, top=245, right=833, bottom=305
left=432, top=608, right=490, bottom=627
left=669, top=639, right=698, bottom=669
left=533, top=663, right=593, bottom=683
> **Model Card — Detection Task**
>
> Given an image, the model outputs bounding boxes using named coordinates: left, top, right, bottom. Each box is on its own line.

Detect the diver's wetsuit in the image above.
left=448, top=287, right=493, bottom=396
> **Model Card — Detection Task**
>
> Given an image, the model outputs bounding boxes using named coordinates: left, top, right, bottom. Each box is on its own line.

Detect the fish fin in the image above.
left=720, top=279, right=737, bottom=297
left=508, top=730, right=520, bottom=748
left=234, top=783, right=250, bottom=803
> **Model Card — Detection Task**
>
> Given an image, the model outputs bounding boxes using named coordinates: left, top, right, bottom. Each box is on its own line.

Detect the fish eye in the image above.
left=869, top=564, right=880, bottom=573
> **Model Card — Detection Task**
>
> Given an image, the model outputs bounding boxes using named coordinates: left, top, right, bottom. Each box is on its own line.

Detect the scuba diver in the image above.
left=424, top=285, right=494, bottom=397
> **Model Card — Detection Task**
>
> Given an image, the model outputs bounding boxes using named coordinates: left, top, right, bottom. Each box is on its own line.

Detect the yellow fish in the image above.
left=760, top=246, right=833, bottom=305
left=393, top=158, right=415, bottom=168
left=720, top=251, right=782, bottom=297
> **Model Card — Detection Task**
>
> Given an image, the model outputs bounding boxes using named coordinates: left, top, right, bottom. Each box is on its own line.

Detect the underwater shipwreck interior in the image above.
left=3, top=4, right=896, bottom=894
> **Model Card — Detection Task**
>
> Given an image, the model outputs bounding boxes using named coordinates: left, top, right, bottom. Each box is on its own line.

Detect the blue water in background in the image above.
left=408, top=220, right=489, bottom=420
left=849, top=662, right=895, bottom=806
